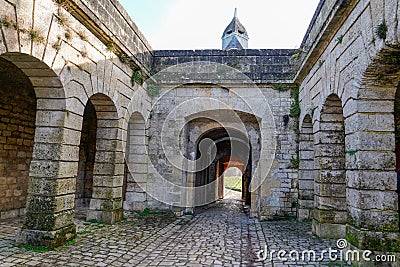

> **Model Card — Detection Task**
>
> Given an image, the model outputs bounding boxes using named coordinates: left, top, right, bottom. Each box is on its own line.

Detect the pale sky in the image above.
left=119, top=0, right=321, bottom=50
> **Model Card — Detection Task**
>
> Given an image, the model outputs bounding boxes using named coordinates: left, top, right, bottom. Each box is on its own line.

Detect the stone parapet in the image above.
left=153, top=49, right=298, bottom=83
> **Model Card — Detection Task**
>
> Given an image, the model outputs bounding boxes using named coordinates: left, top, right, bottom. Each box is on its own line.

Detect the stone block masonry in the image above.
left=144, top=51, right=300, bottom=218
left=298, top=0, right=400, bottom=253
left=0, top=58, right=36, bottom=220
left=0, top=0, right=153, bottom=248
left=153, top=49, right=298, bottom=83
left=0, top=0, right=398, bottom=258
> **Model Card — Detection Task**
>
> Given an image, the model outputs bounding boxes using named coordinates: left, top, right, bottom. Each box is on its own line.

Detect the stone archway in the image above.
left=0, top=57, right=36, bottom=220
left=298, top=114, right=315, bottom=221
left=313, top=94, right=347, bottom=239
left=75, top=101, right=97, bottom=219
left=0, top=52, right=80, bottom=248
left=343, top=49, right=400, bottom=251
left=182, top=110, right=261, bottom=214
left=124, top=112, right=148, bottom=211
left=194, top=127, right=252, bottom=207
left=80, top=93, right=124, bottom=224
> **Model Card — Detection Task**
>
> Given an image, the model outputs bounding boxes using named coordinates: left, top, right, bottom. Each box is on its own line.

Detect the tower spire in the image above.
left=221, top=8, right=249, bottom=50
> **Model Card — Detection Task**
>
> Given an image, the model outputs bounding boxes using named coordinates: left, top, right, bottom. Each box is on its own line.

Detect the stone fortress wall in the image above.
left=0, top=0, right=153, bottom=247
left=297, top=0, right=400, bottom=251
left=0, top=0, right=399, bottom=255
left=141, top=49, right=299, bottom=219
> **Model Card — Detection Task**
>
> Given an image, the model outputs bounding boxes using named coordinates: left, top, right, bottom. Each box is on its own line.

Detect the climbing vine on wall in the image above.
left=131, top=69, right=160, bottom=97
left=290, top=87, right=300, bottom=118
left=272, top=85, right=301, bottom=169
left=131, top=68, right=145, bottom=86
left=291, top=150, right=300, bottom=169
left=290, top=87, right=301, bottom=169
left=376, top=22, right=388, bottom=40
left=272, top=85, right=291, bottom=92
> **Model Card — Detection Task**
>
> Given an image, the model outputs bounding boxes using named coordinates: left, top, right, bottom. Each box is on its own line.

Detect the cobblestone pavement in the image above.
left=0, top=200, right=349, bottom=266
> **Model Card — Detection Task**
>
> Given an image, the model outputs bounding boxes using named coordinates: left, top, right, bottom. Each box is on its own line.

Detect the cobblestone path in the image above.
left=0, top=200, right=348, bottom=266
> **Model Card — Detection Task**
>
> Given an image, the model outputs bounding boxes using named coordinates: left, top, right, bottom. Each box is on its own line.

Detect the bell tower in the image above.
left=222, top=8, right=249, bottom=50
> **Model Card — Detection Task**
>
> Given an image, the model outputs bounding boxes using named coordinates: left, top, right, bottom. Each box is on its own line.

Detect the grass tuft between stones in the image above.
left=21, top=244, right=49, bottom=253
left=86, top=219, right=110, bottom=225
left=18, top=238, right=76, bottom=253
left=138, top=208, right=159, bottom=217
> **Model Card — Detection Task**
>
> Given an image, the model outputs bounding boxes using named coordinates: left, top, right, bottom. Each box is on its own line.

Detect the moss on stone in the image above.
left=21, top=244, right=49, bottom=253
left=346, top=232, right=360, bottom=247
left=382, top=220, right=399, bottom=233
left=347, top=225, right=400, bottom=252
left=49, top=225, right=77, bottom=249
left=376, top=22, right=388, bottom=40
left=363, top=236, right=400, bottom=252
left=131, top=68, right=145, bottom=86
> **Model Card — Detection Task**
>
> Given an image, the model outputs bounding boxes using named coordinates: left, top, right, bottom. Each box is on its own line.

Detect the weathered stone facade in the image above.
left=0, top=0, right=399, bottom=259
left=142, top=50, right=299, bottom=219
left=0, top=0, right=152, bottom=248
left=297, top=0, right=400, bottom=255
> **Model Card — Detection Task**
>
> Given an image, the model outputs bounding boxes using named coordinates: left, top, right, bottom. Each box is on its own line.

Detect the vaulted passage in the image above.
left=313, top=94, right=347, bottom=239
left=76, top=94, right=124, bottom=223
left=124, top=113, right=148, bottom=211
left=194, top=128, right=252, bottom=207
left=298, top=115, right=315, bottom=221
left=0, top=58, right=36, bottom=220
left=75, top=100, right=97, bottom=215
